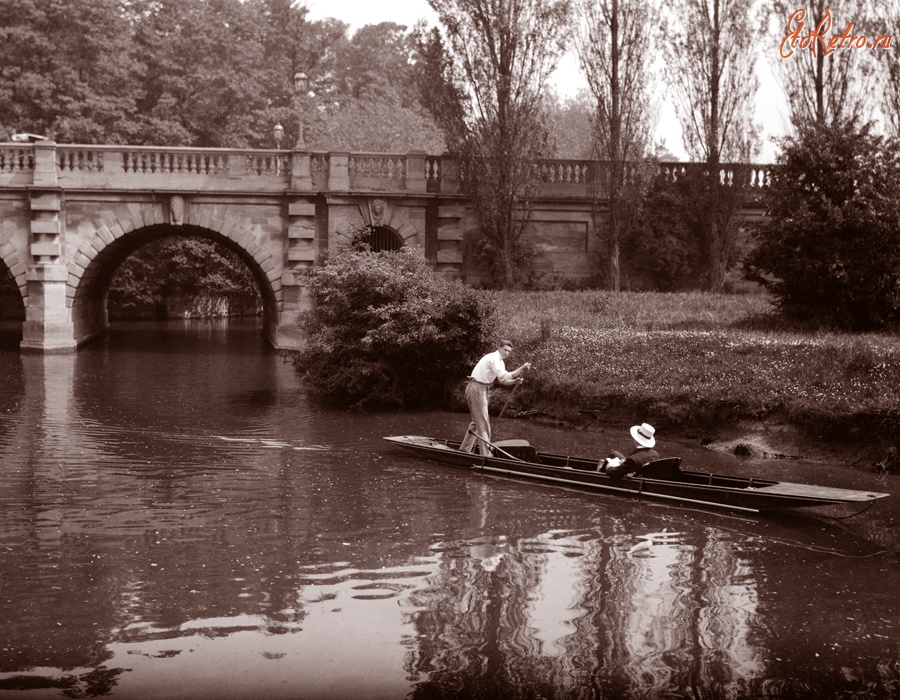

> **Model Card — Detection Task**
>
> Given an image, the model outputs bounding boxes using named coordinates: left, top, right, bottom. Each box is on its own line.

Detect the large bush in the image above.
left=294, top=246, right=497, bottom=408
left=746, top=122, right=900, bottom=330
left=627, top=172, right=703, bottom=291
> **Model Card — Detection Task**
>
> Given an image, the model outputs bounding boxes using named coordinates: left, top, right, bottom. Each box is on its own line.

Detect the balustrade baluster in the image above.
left=30, top=146, right=773, bottom=198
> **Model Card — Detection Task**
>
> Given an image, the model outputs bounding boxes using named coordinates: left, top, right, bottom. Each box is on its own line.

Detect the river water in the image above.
left=0, top=320, right=898, bottom=700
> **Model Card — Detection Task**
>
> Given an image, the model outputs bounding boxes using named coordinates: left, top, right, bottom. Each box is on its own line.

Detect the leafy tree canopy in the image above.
left=544, top=89, right=593, bottom=159
left=0, top=0, right=442, bottom=152
left=746, top=120, right=900, bottom=330
left=0, top=0, right=140, bottom=143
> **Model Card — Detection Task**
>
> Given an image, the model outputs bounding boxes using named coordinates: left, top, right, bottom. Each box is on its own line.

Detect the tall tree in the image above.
left=421, top=0, right=572, bottom=288
left=317, top=22, right=445, bottom=152
left=576, top=0, right=659, bottom=291
left=665, top=0, right=761, bottom=291
left=771, top=0, right=875, bottom=128
left=129, top=0, right=284, bottom=147
left=317, top=85, right=446, bottom=152
left=876, top=0, right=900, bottom=138
left=0, top=0, right=140, bottom=142
left=544, top=90, right=593, bottom=159
left=333, top=22, right=417, bottom=103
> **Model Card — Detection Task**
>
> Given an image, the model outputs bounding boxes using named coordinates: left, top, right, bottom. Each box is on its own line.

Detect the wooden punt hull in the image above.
left=383, top=435, right=891, bottom=515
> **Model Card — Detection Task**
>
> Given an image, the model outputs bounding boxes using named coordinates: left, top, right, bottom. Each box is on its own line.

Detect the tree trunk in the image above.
left=608, top=170, right=622, bottom=292
left=608, top=0, right=621, bottom=292
left=609, top=231, right=621, bottom=292
left=814, top=0, right=826, bottom=124
left=706, top=0, right=723, bottom=292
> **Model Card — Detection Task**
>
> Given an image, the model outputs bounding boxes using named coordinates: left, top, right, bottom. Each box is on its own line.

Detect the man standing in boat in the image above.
left=460, top=341, right=531, bottom=455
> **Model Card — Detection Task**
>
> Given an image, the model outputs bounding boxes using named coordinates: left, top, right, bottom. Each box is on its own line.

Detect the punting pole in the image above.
left=467, top=429, right=524, bottom=461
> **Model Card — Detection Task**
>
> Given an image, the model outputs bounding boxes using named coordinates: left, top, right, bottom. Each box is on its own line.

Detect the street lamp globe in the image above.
left=292, top=71, right=310, bottom=149
left=293, top=71, right=309, bottom=93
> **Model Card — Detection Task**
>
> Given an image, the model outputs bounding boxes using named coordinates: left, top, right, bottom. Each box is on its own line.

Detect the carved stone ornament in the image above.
left=370, top=198, right=385, bottom=225
left=169, top=195, right=184, bottom=225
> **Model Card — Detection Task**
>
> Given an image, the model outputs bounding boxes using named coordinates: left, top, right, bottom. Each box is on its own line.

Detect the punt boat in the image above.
left=383, top=435, right=890, bottom=516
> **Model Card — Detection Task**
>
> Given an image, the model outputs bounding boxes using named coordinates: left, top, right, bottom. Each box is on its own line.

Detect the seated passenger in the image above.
left=599, top=423, right=659, bottom=478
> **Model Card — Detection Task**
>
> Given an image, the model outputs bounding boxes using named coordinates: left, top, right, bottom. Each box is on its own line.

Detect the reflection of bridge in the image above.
left=0, top=141, right=771, bottom=353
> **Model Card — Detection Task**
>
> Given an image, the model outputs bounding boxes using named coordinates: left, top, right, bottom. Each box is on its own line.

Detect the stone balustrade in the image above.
left=0, top=142, right=772, bottom=197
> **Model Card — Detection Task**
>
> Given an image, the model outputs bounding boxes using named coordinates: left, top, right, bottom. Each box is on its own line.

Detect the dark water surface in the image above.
left=0, top=320, right=898, bottom=699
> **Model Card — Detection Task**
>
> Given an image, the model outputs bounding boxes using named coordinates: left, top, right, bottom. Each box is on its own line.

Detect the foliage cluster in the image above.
left=108, top=237, right=259, bottom=318
left=0, top=0, right=444, bottom=152
left=293, top=246, right=496, bottom=408
left=662, top=0, right=762, bottom=292
left=489, top=290, right=900, bottom=449
left=747, top=121, right=900, bottom=330
left=626, top=173, right=702, bottom=290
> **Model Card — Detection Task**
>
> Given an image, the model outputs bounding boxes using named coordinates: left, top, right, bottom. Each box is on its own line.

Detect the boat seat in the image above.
left=640, top=457, right=683, bottom=480
left=492, top=439, right=537, bottom=462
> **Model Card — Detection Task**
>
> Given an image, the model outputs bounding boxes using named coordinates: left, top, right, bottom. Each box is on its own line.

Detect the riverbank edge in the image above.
left=489, top=389, right=900, bottom=475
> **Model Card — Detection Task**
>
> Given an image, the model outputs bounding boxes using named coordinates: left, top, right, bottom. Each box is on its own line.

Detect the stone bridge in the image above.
left=0, top=141, right=771, bottom=353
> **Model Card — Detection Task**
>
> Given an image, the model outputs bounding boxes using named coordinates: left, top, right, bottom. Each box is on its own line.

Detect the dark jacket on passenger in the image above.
left=604, top=446, right=659, bottom=479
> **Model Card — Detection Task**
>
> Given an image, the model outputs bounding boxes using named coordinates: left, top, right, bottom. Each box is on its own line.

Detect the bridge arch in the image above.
left=71, top=222, right=281, bottom=347
left=0, top=258, right=26, bottom=322
left=0, top=201, right=30, bottom=318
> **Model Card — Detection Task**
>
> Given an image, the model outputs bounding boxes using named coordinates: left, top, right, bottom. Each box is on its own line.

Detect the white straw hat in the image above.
left=630, top=423, right=656, bottom=448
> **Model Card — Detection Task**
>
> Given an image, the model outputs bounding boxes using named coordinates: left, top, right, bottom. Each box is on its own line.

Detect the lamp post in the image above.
left=293, top=71, right=309, bottom=150
left=273, top=123, right=284, bottom=174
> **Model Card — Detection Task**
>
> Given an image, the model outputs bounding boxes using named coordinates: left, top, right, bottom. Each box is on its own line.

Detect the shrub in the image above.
left=627, top=174, right=703, bottom=290
left=746, top=121, right=900, bottom=330
left=294, top=246, right=497, bottom=408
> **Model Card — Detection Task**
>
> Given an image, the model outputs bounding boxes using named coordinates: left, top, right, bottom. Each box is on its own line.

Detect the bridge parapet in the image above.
left=1, top=142, right=773, bottom=199
left=656, top=161, right=772, bottom=189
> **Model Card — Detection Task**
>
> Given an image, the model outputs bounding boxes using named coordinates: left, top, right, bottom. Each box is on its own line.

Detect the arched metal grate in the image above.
left=368, top=225, right=403, bottom=252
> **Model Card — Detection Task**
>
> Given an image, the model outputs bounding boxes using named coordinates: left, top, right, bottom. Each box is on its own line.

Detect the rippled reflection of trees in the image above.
left=405, top=526, right=764, bottom=698
left=406, top=547, right=559, bottom=698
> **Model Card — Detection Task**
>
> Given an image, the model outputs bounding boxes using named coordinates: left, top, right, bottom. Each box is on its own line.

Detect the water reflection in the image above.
left=405, top=525, right=766, bottom=698
left=0, top=321, right=898, bottom=699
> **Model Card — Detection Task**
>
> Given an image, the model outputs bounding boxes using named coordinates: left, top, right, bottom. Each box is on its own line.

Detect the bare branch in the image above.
left=769, top=0, right=876, bottom=128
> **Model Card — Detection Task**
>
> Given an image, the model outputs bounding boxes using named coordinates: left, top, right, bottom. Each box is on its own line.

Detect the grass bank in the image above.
left=490, top=290, right=900, bottom=469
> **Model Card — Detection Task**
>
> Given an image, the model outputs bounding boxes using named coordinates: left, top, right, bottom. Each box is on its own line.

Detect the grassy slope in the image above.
left=491, top=290, right=900, bottom=452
